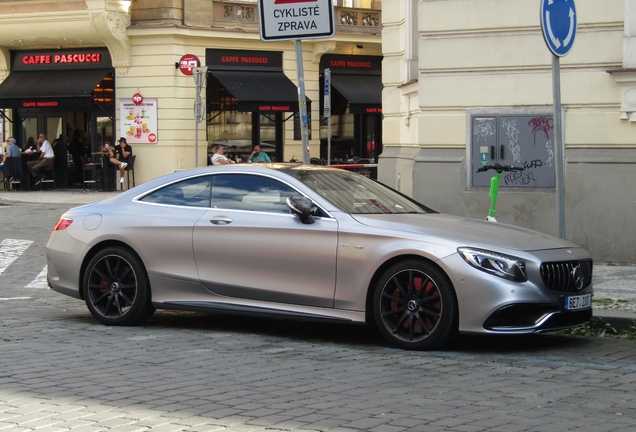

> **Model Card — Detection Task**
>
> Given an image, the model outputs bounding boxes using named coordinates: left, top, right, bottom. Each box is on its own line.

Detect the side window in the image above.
left=211, top=174, right=295, bottom=214
left=140, top=176, right=212, bottom=207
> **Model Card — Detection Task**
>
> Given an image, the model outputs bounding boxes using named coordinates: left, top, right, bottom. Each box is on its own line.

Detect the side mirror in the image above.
left=286, top=194, right=315, bottom=224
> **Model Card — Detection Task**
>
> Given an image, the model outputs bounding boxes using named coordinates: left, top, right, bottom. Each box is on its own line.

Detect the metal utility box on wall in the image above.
left=470, top=114, right=556, bottom=189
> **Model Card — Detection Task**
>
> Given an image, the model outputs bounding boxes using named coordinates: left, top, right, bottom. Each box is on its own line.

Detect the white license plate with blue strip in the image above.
left=564, top=294, right=591, bottom=311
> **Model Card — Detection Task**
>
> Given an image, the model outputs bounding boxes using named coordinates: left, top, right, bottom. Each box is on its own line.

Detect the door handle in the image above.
left=500, top=145, right=504, bottom=160
left=210, top=216, right=233, bottom=225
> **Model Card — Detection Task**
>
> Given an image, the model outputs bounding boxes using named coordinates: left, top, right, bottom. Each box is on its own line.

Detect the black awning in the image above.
left=331, top=74, right=382, bottom=114
left=0, top=69, right=111, bottom=109
left=209, top=70, right=308, bottom=112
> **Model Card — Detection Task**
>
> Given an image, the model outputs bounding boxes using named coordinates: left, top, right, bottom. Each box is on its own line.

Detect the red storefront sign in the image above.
left=12, top=48, right=111, bottom=72
left=21, top=53, right=102, bottom=65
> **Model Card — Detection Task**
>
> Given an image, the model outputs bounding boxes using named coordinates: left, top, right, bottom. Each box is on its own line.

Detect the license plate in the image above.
left=564, top=294, right=591, bottom=311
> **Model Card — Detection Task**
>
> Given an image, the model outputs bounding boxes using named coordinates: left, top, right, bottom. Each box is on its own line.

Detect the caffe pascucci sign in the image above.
left=21, top=52, right=103, bottom=65
left=11, top=48, right=112, bottom=72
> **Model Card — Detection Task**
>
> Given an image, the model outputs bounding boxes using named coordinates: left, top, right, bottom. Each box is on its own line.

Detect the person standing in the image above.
left=28, top=133, right=55, bottom=185
left=109, top=137, right=132, bottom=183
left=247, top=144, right=271, bottom=163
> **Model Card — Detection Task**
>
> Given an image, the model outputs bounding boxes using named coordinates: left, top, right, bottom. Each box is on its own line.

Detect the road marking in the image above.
left=0, top=297, right=32, bottom=301
left=0, top=239, right=33, bottom=275
left=25, top=266, right=49, bottom=289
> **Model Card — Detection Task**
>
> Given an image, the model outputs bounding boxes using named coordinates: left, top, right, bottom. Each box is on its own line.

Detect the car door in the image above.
left=132, top=175, right=213, bottom=298
left=193, top=173, right=338, bottom=308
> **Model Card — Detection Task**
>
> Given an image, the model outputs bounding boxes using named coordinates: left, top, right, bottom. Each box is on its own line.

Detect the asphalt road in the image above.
left=1, top=201, right=636, bottom=432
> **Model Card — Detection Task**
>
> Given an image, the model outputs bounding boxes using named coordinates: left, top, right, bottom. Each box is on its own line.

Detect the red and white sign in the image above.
left=132, top=93, right=143, bottom=105
left=178, top=54, right=201, bottom=75
left=120, top=98, right=158, bottom=144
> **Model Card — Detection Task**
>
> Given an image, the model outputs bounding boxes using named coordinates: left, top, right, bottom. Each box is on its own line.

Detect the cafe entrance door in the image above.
left=18, top=113, right=64, bottom=186
left=15, top=110, right=114, bottom=188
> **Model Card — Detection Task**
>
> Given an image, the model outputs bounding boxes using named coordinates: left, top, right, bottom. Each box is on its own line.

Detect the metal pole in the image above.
left=327, top=111, right=331, bottom=166
left=193, top=66, right=207, bottom=168
left=195, top=99, right=199, bottom=168
left=325, top=68, right=331, bottom=165
left=294, top=39, right=310, bottom=164
left=552, top=55, right=566, bottom=239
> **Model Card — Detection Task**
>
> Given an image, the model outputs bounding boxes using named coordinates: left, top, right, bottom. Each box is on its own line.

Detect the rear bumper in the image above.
left=46, top=231, right=90, bottom=300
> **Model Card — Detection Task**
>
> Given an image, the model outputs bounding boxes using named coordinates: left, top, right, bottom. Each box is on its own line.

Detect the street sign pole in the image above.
left=257, top=0, right=334, bottom=165
left=193, top=66, right=208, bottom=168
left=552, top=56, right=566, bottom=239
left=324, top=68, right=331, bottom=165
left=540, top=0, right=577, bottom=239
left=295, top=40, right=310, bottom=165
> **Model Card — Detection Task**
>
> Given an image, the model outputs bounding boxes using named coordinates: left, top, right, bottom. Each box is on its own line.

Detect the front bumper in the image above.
left=483, top=302, right=592, bottom=333
left=438, top=251, right=593, bottom=335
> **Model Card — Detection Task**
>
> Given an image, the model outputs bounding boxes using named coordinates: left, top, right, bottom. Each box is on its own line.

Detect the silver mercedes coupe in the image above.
left=46, top=163, right=593, bottom=350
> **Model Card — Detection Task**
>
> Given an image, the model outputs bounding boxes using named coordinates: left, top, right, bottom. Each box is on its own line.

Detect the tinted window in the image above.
left=211, top=174, right=295, bottom=214
left=288, top=169, right=429, bottom=214
left=141, top=176, right=212, bottom=207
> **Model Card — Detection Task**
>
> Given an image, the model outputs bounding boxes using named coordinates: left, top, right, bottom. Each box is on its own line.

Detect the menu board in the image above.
left=120, top=99, right=158, bottom=144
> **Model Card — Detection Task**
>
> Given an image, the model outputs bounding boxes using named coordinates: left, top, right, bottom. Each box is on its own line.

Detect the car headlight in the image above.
left=458, top=248, right=527, bottom=282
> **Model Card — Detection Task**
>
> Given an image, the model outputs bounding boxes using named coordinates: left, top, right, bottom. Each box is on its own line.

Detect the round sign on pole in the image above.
left=179, top=54, right=200, bottom=76
left=540, top=0, right=577, bottom=57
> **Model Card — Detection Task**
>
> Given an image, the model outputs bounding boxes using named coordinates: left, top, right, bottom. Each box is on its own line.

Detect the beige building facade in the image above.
left=0, top=0, right=382, bottom=188
left=381, top=0, right=636, bottom=263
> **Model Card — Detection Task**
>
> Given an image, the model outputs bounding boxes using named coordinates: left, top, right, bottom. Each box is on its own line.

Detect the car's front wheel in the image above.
left=373, top=260, right=457, bottom=350
left=83, top=246, right=154, bottom=326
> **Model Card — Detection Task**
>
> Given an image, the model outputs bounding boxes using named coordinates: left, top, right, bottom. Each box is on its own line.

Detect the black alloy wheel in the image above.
left=83, top=246, right=154, bottom=326
left=373, top=260, right=457, bottom=350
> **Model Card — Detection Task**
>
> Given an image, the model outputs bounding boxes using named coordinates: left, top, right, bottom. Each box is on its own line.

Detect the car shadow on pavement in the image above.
left=135, top=310, right=589, bottom=354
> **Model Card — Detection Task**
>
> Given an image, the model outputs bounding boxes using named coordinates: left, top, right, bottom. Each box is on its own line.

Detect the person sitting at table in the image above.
left=109, top=137, right=132, bottom=183
left=27, top=133, right=55, bottom=186
left=210, top=144, right=234, bottom=165
left=247, top=144, right=271, bottom=163
left=0, top=137, right=21, bottom=180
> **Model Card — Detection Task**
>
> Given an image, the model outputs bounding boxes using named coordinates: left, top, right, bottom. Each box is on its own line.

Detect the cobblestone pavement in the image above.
left=1, top=193, right=636, bottom=431
left=593, top=266, right=636, bottom=312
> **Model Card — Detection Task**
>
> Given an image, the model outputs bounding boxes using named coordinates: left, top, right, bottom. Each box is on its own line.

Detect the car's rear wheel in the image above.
left=373, top=260, right=457, bottom=350
left=83, top=246, right=154, bottom=326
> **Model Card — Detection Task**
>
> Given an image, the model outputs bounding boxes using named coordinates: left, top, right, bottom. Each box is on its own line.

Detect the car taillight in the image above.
left=54, top=218, right=73, bottom=231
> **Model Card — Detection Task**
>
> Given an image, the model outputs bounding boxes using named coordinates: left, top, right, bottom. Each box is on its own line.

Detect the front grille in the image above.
left=540, top=260, right=593, bottom=292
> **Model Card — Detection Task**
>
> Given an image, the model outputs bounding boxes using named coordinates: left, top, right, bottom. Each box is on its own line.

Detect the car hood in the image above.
left=351, top=213, right=578, bottom=252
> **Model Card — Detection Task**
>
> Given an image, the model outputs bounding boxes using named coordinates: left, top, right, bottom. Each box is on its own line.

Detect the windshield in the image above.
left=288, top=168, right=430, bottom=214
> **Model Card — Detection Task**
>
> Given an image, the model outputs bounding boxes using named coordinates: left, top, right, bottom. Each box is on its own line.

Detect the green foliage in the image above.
left=559, top=317, right=636, bottom=340
left=559, top=318, right=636, bottom=339
left=559, top=317, right=618, bottom=338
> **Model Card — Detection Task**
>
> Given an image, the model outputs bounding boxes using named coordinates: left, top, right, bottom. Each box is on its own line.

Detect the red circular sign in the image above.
left=148, top=133, right=157, bottom=143
left=179, top=54, right=200, bottom=76
left=132, top=93, right=143, bottom=105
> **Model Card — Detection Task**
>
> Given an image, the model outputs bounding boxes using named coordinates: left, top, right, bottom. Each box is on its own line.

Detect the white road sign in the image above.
left=258, top=0, right=335, bottom=41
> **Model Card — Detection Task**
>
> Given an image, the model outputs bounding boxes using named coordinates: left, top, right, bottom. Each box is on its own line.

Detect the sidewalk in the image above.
left=0, top=188, right=120, bottom=204
left=1, top=188, right=635, bottom=328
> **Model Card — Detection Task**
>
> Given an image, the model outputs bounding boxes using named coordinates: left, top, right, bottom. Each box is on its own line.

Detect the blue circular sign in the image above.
left=540, top=0, right=577, bottom=57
